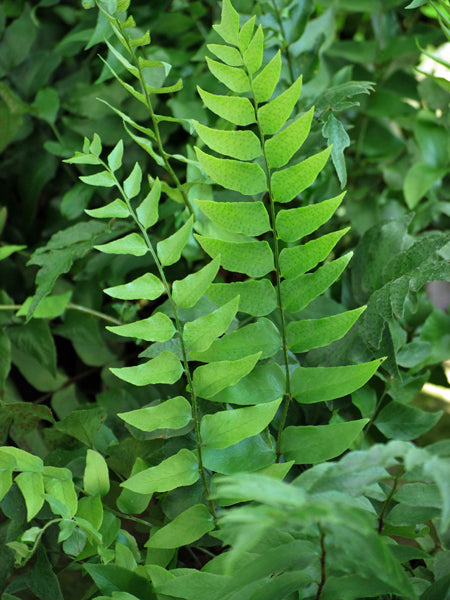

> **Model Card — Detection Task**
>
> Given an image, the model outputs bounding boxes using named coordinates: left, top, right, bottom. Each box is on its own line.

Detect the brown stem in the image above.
left=315, top=524, right=327, bottom=600
left=378, top=465, right=404, bottom=534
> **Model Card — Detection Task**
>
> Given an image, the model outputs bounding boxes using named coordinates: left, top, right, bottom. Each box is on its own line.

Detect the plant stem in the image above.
left=66, top=303, right=122, bottom=325
left=108, top=165, right=216, bottom=522
left=315, top=524, right=327, bottom=600
left=247, top=72, right=292, bottom=462
left=114, top=17, right=194, bottom=217
left=378, top=465, right=404, bottom=534
left=269, top=0, right=296, bottom=84
left=20, top=518, right=61, bottom=567
left=0, top=303, right=122, bottom=325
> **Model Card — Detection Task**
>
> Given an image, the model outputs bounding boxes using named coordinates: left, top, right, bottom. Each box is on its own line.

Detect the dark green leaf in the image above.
left=281, top=419, right=368, bottom=463
left=375, top=402, right=443, bottom=440
left=291, top=359, right=382, bottom=403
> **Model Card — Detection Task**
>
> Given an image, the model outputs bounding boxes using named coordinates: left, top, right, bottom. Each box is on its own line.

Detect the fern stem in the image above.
left=114, top=17, right=195, bottom=218
left=268, top=0, right=296, bottom=84
left=377, top=465, right=404, bottom=534
left=106, top=164, right=216, bottom=521
left=315, top=524, right=327, bottom=600
left=0, top=303, right=122, bottom=325
left=246, top=73, right=292, bottom=462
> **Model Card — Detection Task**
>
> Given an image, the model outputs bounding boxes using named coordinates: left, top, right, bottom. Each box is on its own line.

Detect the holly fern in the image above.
left=67, top=0, right=383, bottom=535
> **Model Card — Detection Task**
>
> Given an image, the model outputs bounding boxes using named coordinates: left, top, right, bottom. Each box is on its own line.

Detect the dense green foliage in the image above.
left=0, top=0, right=449, bottom=598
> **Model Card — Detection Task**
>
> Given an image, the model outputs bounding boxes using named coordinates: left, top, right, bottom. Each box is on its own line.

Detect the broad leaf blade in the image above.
left=197, top=87, right=255, bottom=126
left=146, top=504, right=214, bottom=549
left=211, top=362, right=286, bottom=406
left=95, top=233, right=148, bottom=257
left=107, top=312, right=175, bottom=342
left=242, top=25, right=264, bottom=74
left=85, top=199, right=129, bottom=219
left=291, top=359, right=383, bottom=403
left=195, top=235, right=274, bottom=278
left=276, top=193, right=346, bottom=242
left=172, top=256, right=221, bottom=309
left=280, top=228, right=349, bottom=279
left=190, top=318, right=281, bottom=362
left=15, top=471, right=45, bottom=521
left=118, top=397, right=192, bottom=433
left=265, top=107, right=314, bottom=169
left=206, top=280, right=277, bottom=316
left=195, top=200, right=270, bottom=236
left=84, top=449, right=109, bottom=497
left=213, top=0, right=240, bottom=45
left=184, top=296, right=240, bottom=353
left=157, top=215, right=194, bottom=267
left=201, top=398, right=282, bottom=449
left=258, top=76, right=303, bottom=135
left=287, top=307, right=366, bottom=352
left=195, top=148, right=267, bottom=196
left=194, top=352, right=262, bottom=399
left=281, top=254, right=352, bottom=313
left=253, top=51, right=282, bottom=104
left=206, top=57, right=250, bottom=93
left=104, top=273, right=164, bottom=300
left=136, top=177, right=160, bottom=229
left=272, top=147, right=331, bottom=204
left=281, top=420, right=368, bottom=464
left=193, top=121, right=261, bottom=161
left=110, top=351, right=183, bottom=386
left=121, top=449, right=199, bottom=494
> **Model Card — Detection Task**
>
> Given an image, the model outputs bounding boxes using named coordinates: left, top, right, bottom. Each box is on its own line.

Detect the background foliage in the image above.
left=0, top=0, right=449, bottom=599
